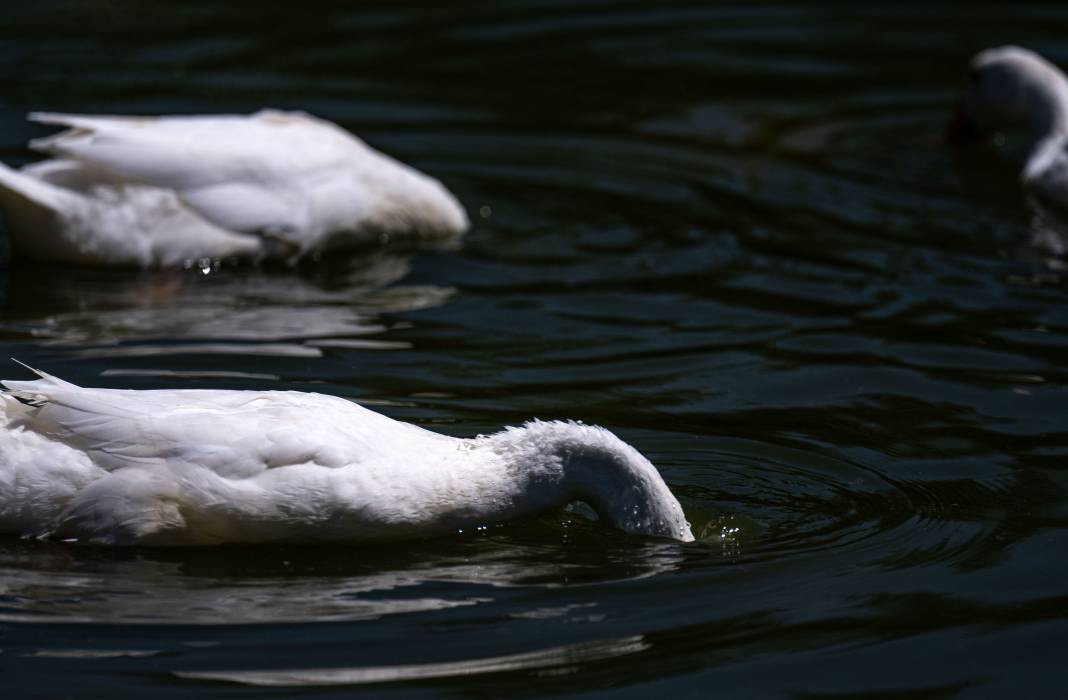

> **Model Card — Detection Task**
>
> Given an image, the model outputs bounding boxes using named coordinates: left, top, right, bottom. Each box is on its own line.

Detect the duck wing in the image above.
left=27, top=110, right=367, bottom=247
left=2, top=368, right=429, bottom=480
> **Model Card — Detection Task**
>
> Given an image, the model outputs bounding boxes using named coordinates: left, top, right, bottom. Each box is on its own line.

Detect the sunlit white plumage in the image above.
left=0, top=110, right=468, bottom=266
left=950, top=46, right=1068, bottom=206
left=0, top=368, right=693, bottom=545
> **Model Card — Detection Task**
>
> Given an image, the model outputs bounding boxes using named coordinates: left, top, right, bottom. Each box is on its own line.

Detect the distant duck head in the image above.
left=948, top=46, right=1068, bottom=149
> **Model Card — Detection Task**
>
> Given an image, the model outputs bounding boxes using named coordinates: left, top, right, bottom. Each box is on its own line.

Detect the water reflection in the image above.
left=0, top=529, right=687, bottom=625
left=175, top=635, right=649, bottom=686
left=1026, top=197, right=1068, bottom=261
left=950, top=140, right=1068, bottom=263
left=0, top=252, right=452, bottom=364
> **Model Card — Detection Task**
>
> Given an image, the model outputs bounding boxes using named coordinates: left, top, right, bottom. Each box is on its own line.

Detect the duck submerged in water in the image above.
left=0, top=110, right=468, bottom=267
left=948, top=46, right=1068, bottom=207
left=0, top=367, right=693, bottom=545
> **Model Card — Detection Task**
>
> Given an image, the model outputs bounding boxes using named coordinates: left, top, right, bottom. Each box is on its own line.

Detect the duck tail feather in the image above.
left=2, top=360, right=77, bottom=404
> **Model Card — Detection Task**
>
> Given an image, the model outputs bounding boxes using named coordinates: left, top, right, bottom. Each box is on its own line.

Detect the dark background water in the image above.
left=0, top=1, right=1067, bottom=697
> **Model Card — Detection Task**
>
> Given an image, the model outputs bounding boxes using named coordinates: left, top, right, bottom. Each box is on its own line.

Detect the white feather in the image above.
left=0, top=370, right=693, bottom=545
left=0, top=110, right=468, bottom=267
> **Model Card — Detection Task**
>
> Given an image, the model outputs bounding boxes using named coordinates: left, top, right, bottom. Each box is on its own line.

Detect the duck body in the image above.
left=0, top=369, right=693, bottom=545
left=0, top=110, right=468, bottom=267
left=950, top=46, right=1068, bottom=208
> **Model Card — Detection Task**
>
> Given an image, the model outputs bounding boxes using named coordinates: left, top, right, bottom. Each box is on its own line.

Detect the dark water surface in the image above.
left=1, top=2, right=1067, bottom=697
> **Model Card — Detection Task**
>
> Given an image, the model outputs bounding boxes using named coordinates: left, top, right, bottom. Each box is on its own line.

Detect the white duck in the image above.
left=0, top=110, right=468, bottom=267
left=948, top=46, right=1068, bottom=207
left=0, top=367, right=693, bottom=546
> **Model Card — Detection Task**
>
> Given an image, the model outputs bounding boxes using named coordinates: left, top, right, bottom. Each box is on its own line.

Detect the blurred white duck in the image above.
left=948, top=46, right=1068, bottom=206
left=0, top=367, right=693, bottom=546
left=0, top=110, right=468, bottom=267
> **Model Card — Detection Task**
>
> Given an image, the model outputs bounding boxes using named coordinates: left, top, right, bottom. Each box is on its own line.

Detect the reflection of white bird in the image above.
left=948, top=46, right=1068, bottom=207
left=0, top=111, right=468, bottom=267
left=0, top=367, right=693, bottom=545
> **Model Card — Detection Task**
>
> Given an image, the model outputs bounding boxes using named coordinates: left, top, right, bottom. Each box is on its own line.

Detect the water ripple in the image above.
left=0, top=2, right=1067, bottom=697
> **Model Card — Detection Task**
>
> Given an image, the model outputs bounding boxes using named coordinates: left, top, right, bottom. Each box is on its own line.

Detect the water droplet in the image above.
left=479, top=205, right=492, bottom=219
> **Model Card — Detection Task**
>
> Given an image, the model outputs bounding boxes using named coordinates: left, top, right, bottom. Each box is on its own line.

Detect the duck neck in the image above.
left=1023, top=73, right=1068, bottom=155
left=477, top=421, right=692, bottom=541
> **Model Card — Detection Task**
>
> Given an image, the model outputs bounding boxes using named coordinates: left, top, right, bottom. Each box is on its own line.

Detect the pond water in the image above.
left=1, top=2, right=1067, bottom=697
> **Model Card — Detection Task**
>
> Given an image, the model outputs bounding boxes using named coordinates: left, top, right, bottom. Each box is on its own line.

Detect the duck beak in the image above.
left=945, top=101, right=984, bottom=145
